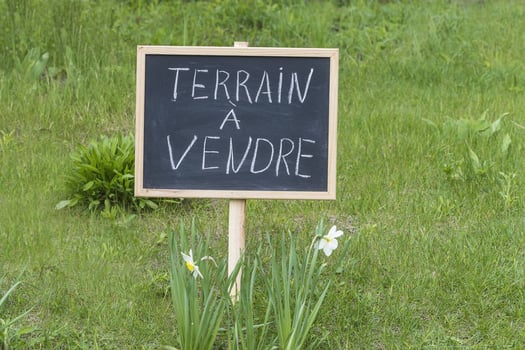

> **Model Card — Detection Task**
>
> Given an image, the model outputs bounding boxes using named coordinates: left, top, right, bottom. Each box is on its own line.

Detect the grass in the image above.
left=1, top=0, right=525, bottom=348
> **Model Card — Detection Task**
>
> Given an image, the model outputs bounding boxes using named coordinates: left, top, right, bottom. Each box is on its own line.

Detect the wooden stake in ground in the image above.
left=228, top=41, right=249, bottom=299
left=228, top=198, right=246, bottom=298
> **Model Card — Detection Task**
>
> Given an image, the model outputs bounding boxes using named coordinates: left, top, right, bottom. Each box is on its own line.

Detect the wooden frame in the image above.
left=135, top=45, right=338, bottom=200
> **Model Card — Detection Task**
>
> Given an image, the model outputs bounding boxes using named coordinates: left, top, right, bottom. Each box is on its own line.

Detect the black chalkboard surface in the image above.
left=135, top=46, right=338, bottom=199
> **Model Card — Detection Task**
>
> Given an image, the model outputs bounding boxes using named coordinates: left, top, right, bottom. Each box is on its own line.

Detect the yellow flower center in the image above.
left=323, top=236, right=332, bottom=243
left=186, top=261, right=195, bottom=272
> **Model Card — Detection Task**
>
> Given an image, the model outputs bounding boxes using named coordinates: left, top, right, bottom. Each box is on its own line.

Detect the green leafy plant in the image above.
left=165, top=221, right=344, bottom=350
left=466, top=143, right=492, bottom=178
left=425, top=111, right=513, bottom=183
left=498, top=171, right=517, bottom=210
left=261, top=221, right=340, bottom=350
left=0, top=278, right=33, bottom=350
left=441, top=112, right=508, bottom=140
left=227, top=252, right=274, bottom=350
left=13, top=48, right=49, bottom=81
left=166, top=221, right=237, bottom=350
left=56, top=134, right=159, bottom=213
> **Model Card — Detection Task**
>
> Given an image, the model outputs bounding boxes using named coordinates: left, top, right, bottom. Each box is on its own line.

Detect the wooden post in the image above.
left=228, top=199, right=246, bottom=298
left=229, top=41, right=249, bottom=298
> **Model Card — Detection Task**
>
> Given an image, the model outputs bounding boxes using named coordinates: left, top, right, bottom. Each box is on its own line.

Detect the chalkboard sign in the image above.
left=135, top=46, right=338, bottom=199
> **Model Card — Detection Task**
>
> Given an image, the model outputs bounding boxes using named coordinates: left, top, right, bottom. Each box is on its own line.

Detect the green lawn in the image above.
left=1, top=0, right=525, bottom=348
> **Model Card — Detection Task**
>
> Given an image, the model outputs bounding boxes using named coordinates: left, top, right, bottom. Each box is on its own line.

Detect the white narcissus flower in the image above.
left=181, top=249, right=203, bottom=279
left=317, top=225, right=343, bottom=256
